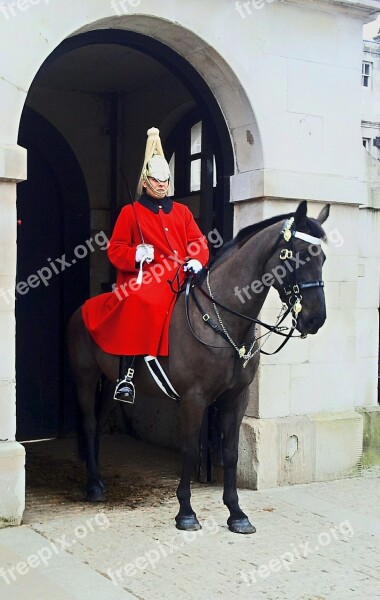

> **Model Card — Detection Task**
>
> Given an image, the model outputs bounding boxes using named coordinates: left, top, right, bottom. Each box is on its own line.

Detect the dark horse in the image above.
left=68, top=201, right=329, bottom=534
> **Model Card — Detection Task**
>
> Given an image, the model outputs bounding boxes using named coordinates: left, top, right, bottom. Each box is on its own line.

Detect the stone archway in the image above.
left=0, top=12, right=263, bottom=525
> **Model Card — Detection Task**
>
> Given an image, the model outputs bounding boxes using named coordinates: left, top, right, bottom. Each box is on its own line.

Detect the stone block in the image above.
left=325, top=281, right=340, bottom=309
left=0, top=312, right=15, bottom=380
left=356, top=308, right=378, bottom=359
left=313, top=410, right=363, bottom=480
left=355, top=357, right=378, bottom=407
left=230, top=170, right=264, bottom=202
left=0, top=185, right=17, bottom=245
left=238, top=410, right=364, bottom=490
left=0, top=276, right=15, bottom=312
left=356, top=406, right=380, bottom=467
left=245, top=373, right=259, bottom=418
left=358, top=207, right=380, bottom=257
left=339, top=281, right=357, bottom=309
left=0, top=241, right=17, bottom=280
left=290, top=360, right=357, bottom=415
left=0, top=442, right=25, bottom=527
left=323, top=255, right=357, bottom=282
left=0, top=145, right=27, bottom=182
left=257, top=363, right=290, bottom=418
left=230, top=125, right=262, bottom=174
left=276, top=415, right=315, bottom=486
left=0, top=378, right=16, bottom=441
left=323, top=204, right=359, bottom=256
left=356, top=258, right=380, bottom=309
left=309, top=308, right=356, bottom=364
left=237, top=417, right=278, bottom=489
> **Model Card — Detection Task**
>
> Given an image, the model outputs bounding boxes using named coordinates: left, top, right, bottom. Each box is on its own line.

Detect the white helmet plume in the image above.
left=137, top=127, right=172, bottom=197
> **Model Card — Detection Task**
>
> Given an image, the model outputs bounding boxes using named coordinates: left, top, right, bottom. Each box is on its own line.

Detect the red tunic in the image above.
left=82, top=195, right=209, bottom=355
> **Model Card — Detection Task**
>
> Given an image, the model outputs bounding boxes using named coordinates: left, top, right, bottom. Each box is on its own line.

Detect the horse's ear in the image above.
left=294, top=201, right=307, bottom=227
left=316, top=204, right=330, bottom=225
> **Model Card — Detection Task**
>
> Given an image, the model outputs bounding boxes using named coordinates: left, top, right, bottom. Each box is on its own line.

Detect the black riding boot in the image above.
left=114, top=356, right=136, bottom=403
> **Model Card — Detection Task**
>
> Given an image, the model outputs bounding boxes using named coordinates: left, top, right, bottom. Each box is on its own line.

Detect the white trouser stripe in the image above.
left=144, top=356, right=180, bottom=399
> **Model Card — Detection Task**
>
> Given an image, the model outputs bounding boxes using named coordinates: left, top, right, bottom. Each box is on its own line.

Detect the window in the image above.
left=362, top=61, right=372, bottom=88
left=165, top=111, right=219, bottom=232
left=168, top=153, right=175, bottom=194
left=362, top=137, right=371, bottom=150
left=189, top=122, right=202, bottom=192
left=188, top=123, right=217, bottom=191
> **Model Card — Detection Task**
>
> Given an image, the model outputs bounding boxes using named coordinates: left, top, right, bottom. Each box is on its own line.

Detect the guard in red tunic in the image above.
left=82, top=127, right=209, bottom=401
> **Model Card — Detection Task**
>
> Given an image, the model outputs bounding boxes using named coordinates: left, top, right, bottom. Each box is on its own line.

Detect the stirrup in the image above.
left=114, top=376, right=135, bottom=404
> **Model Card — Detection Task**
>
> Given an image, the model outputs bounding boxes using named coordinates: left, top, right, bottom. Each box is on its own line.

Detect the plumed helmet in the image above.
left=137, top=127, right=173, bottom=197
left=146, top=154, right=171, bottom=182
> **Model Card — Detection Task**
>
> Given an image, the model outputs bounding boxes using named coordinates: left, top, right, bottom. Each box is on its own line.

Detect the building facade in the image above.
left=362, top=35, right=380, bottom=161
left=0, top=0, right=379, bottom=526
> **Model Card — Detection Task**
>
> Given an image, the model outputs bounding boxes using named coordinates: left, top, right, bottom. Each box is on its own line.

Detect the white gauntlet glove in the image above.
left=135, top=244, right=154, bottom=285
left=184, top=259, right=203, bottom=274
left=135, top=244, right=154, bottom=264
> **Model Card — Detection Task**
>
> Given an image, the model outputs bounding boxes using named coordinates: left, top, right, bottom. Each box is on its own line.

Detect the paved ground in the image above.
left=0, top=435, right=379, bottom=600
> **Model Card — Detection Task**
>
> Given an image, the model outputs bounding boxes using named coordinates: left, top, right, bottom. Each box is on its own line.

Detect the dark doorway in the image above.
left=39, top=30, right=234, bottom=240
left=17, top=29, right=234, bottom=476
left=16, top=108, right=90, bottom=440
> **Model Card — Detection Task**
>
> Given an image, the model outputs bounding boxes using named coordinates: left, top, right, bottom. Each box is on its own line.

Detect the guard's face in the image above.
left=144, top=177, right=169, bottom=199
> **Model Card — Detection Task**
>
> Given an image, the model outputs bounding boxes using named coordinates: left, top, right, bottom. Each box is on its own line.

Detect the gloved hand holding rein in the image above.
left=135, top=244, right=154, bottom=264
left=184, top=259, right=203, bottom=274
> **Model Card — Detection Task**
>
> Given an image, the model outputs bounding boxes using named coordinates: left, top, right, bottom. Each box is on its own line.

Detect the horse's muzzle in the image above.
left=297, top=313, right=326, bottom=335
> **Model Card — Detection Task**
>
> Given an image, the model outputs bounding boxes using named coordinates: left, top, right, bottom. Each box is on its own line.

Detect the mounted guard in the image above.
left=81, top=127, right=209, bottom=402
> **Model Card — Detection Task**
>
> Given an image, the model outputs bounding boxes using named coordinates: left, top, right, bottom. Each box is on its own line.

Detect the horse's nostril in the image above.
left=304, top=316, right=324, bottom=333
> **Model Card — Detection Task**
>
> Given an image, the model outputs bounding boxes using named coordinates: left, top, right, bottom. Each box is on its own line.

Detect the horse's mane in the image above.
left=209, top=211, right=326, bottom=269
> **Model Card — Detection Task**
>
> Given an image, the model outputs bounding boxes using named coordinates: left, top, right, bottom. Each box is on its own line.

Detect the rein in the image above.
left=184, top=216, right=325, bottom=366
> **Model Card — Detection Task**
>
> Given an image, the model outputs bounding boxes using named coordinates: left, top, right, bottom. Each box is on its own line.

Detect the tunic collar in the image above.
left=137, top=193, right=173, bottom=214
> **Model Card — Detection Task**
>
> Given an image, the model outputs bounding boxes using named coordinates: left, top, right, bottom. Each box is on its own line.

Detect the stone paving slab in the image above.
left=0, top=526, right=134, bottom=599
left=1, top=471, right=378, bottom=600
left=1, top=437, right=379, bottom=600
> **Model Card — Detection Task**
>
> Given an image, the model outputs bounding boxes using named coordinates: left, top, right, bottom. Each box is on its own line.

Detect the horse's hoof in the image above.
left=175, top=514, right=202, bottom=531
left=227, top=517, right=256, bottom=534
left=86, top=486, right=105, bottom=502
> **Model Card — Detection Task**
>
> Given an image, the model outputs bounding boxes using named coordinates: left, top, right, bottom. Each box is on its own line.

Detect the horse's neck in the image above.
left=207, top=223, right=278, bottom=337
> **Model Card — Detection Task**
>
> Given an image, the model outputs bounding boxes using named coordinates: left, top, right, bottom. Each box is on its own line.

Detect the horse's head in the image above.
left=264, top=201, right=329, bottom=335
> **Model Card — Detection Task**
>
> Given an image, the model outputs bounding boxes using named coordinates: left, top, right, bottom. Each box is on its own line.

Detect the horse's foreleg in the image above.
left=175, top=396, right=205, bottom=531
left=218, top=390, right=256, bottom=534
left=78, top=380, right=105, bottom=502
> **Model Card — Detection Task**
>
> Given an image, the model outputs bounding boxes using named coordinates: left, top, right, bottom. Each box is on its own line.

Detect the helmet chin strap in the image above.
left=143, top=174, right=170, bottom=198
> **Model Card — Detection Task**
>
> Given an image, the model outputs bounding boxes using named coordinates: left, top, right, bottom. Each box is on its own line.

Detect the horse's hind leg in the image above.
left=218, top=389, right=256, bottom=534
left=68, top=310, right=104, bottom=502
left=78, top=376, right=105, bottom=501
left=175, top=395, right=205, bottom=531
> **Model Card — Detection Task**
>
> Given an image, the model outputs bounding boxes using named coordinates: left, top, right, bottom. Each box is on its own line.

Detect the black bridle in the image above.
left=185, top=217, right=325, bottom=361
